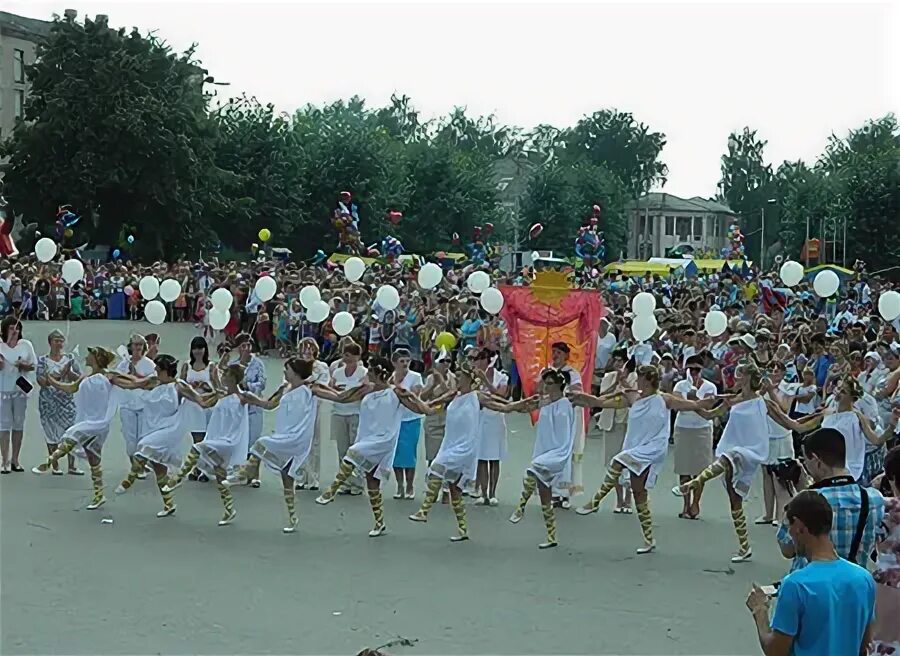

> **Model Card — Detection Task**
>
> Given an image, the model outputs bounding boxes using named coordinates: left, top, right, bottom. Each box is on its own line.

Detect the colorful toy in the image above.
left=381, top=235, right=404, bottom=262
left=331, top=190, right=364, bottom=255
left=720, top=222, right=745, bottom=260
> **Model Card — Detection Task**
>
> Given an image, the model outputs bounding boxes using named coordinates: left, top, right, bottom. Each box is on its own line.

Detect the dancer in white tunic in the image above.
left=31, top=347, right=120, bottom=511
left=111, top=355, right=206, bottom=517
left=225, top=358, right=318, bottom=533
left=404, top=364, right=488, bottom=541
left=571, top=365, right=701, bottom=554
left=484, top=369, right=575, bottom=549
left=115, top=334, right=156, bottom=476
left=471, top=348, right=508, bottom=506
left=163, top=365, right=249, bottom=526
left=673, top=361, right=774, bottom=562
left=180, top=336, right=219, bottom=483
left=313, top=357, right=422, bottom=538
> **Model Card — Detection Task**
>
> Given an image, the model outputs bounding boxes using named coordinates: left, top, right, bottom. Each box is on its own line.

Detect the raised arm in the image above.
left=855, top=410, right=890, bottom=447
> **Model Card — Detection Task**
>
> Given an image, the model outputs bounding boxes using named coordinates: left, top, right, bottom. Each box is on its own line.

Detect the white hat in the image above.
left=739, top=334, right=757, bottom=349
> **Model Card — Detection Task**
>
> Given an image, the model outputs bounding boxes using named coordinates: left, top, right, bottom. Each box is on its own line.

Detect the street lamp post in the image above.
left=760, top=198, right=777, bottom=269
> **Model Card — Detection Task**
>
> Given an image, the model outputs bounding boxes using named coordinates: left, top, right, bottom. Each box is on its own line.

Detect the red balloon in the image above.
left=484, top=222, right=494, bottom=234
left=529, top=223, right=544, bottom=239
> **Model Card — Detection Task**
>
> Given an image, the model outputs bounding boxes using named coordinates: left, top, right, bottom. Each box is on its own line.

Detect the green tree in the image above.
left=0, top=14, right=224, bottom=258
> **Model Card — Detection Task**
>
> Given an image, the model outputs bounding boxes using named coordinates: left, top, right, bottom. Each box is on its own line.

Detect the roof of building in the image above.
left=626, top=192, right=736, bottom=215
left=0, top=11, right=53, bottom=40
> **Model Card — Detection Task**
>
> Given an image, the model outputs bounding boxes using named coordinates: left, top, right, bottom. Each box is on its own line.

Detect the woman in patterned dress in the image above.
left=35, top=330, right=83, bottom=475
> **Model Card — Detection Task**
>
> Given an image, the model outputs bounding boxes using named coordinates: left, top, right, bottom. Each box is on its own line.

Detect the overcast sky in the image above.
left=9, top=0, right=898, bottom=197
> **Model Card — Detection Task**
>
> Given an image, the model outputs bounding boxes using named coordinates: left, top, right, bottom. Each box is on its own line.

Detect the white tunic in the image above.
left=195, top=394, right=249, bottom=478
left=250, top=386, right=317, bottom=480
left=613, top=394, right=670, bottom=488
left=528, top=397, right=576, bottom=489
left=821, top=411, right=867, bottom=481
left=345, top=388, right=403, bottom=481
left=64, top=374, right=120, bottom=458
left=715, top=397, right=770, bottom=497
left=429, top=391, right=481, bottom=487
left=478, top=368, right=508, bottom=461
left=182, top=365, right=212, bottom=433
left=134, top=383, right=188, bottom=468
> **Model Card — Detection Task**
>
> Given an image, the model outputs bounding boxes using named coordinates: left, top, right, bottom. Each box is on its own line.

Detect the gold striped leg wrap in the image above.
left=283, top=487, right=297, bottom=523
left=731, top=507, right=750, bottom=554
left=451, top=496, right=468, bottom=537
left=325, top=460, right=355, bottom=498
left=48, top=439, right=77, bottom=466
left=515, top=475, right=537, bottom=514
left=417, top=477, right=442, bottom=518
left=589, top=462, right=624, bottom=509
left=368, top=489, right=385, bottom=529
left=171, top=449, right=200, bottom=487
left=690, top=459, right=727, bottom=490
left=157, top=473, right=175, bottom=510
left=90, top=464, right=104, bottom=503
left=636, top=499, right=653, bottom=545
left=541, top=502, right=557, bottom=544
left=217, top=482, right=235, bottom=515
left=120, top=458, right=145, bottom=491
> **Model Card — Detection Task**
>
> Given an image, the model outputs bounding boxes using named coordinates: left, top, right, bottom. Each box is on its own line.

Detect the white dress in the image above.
left=63, top=374, right=120, bottom=458
left=715, top=397, right=769, bottom=497
left=429, top=391, right=481, bottom=487
left=821, top=411, right=867, bottom=481
left=528, top=397, right=576, bottom=489
left=250, top=386, right=317, bottom=480
left=115, top=356, right=156, bottom=456
left=613, top=394, right=670, bottom=489
left=182, top=365, right=212, bottom=434
left=134, top=383, right=189, bottom=469
left=478, top=369, right=508, bottom=461
left=195, top=394, right=249, bottom=478
left=345, top=388, right=403, bottom=481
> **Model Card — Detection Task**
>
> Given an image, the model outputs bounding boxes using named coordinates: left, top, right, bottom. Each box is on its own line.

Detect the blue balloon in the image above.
left=61, top=211, right=81, bottom=228
left=112, top=249, right=121, bottom=259
left=127, top=235, right=135, bottom=244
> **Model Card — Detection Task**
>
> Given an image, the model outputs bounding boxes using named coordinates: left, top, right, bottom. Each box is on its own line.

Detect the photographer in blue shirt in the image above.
left=746, top=490, right=875, bottom=656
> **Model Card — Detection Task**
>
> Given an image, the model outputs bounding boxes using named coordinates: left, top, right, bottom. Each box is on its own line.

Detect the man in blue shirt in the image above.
left=746, top=490, right=875, bottom=656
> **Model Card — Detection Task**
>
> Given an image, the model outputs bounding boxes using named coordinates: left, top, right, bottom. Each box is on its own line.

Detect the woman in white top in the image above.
left=111, top=355, right=202, bottom=518
left=858, top=351, right=887, bottom=396
left=313, top=357, right=424, bottom=537
left=756, top=361, right=797, bottom=526
left=329, top=342, right=368, bottom=495
left=404, top=364, right=489, bottom=541
left=471, top=348, right=508, bottom=506
left=226, top=358, right=318, bottom=533
left=31, top=347, right=120, bottom=511
left=163, top=365, right=249, bottom=526
left=180, top=336, right=219, bottom=483
left=484, top=369, right=575, bottom=549
left=0, top=317, right=36, bottom=473
left=114, top=334, right=156, bottom=476
left=295, top=337, right=330, bottom=491
left=594, top=349, right=635, bottom=514
left=390, top=348, right=423, bottom=499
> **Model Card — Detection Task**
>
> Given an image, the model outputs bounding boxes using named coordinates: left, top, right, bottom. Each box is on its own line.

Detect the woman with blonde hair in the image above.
left=35, top=329, right=82, bottom=475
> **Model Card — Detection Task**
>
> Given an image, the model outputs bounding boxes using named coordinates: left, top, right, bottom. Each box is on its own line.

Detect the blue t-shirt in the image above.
left=771, top=558, right=874, bottom=656
left=812, top=354, right=834, bottom=387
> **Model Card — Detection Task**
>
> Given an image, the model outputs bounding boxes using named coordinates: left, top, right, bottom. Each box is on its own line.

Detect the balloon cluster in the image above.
left=385, top=210, right=403, bottom=226
left=574, top=204, right=605, bottom=266
left=54, top=205, right=81, bottom=243
left=721, top=223, right=745, bottom=259
left=331, top=190, right=363, bottom=255
left=464, top=223, right=495, bottom=265
left=380, top=235, right=404, bottom=262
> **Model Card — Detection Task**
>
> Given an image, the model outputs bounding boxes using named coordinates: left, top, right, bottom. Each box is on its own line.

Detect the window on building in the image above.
left=693, top=216, right=703, bottom=240
left=676, top=216, right=691, bottom=241
left=14, top=49, right=26, bottom=83
left=665, top=216, right=675, bottom=236
left=14, top=90, right=25, bottom=119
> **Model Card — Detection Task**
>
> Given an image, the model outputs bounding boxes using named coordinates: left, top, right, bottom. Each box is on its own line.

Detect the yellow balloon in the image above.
left=434, top=331, right=457, bottom=351
left=258, top=228, right=271, bottom=242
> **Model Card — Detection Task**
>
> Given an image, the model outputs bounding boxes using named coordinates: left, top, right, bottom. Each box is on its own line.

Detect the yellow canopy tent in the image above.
left=693, top=258, right=753, bottom=272
left=603, top=261, right=680, bottom=276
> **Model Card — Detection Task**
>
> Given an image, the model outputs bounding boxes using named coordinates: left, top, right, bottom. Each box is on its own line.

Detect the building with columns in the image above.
left=0, top=11, right=52, bottom=142
left=625, top=192, right=739, bottom=259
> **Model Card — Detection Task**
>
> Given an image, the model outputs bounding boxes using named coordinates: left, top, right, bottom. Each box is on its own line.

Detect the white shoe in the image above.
left=86, top=497, right=106, bottom=510
left=315, top=494, right=334, bottom=506
left=671, top=485, right=686, bottom=497
left=51, top=468, right=65, bottom=476
left=508, top=509, right=524, bottom=524
left=368, top=524, right=387, bottom=538
left=636, top=542, right=656, bottom=555
left=115, top=484, right=127, bottom=495
left=408, top=512, right=428, bottom=523
left=731, top=550, right=753, bottom=563
left=450, top=533, right=470, bottom=542
left=156, top=505, right=177, bottom=518
left=283, top=517, right=298, bottom=533
left=489, top=497, right=499, bottom=506
left=218, top=510, right=237, bottom=526
left=31, top=464, right=50, bottom=475
left=538, top=540, right=558, bottom=550
left=575, top=504, right=598, bottom=516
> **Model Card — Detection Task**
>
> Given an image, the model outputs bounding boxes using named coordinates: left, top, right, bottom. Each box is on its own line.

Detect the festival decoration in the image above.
left=529, top=223, right=544, bottom=240
left=417, top=262, right=443, bottom=289
left=124, top=285, right=134, bottom=297
left=210, top=287, right=233, bottom=311
left=144, top=300, right=166, bottom=325
left=258, top=228, right=272, bottom=243
left=480, top=287, right=504, bottom=314
left=312, top=249, right=328, bottom=265
left=365, top=243, right=380, bottom=258
left=878, top=291, right=900, bottom=322
left=704, top=310, right=728, bottom=337
left=381, top=235, right=404, bottom=263
left=112, top=249, right=121, bottom=259
left=386, top=210, right=403, bottom=226
left=61, top=259, right=84, bottom=285
left=127, top=235, right=135, bottom=245
left=332, top=311, right=355, bottom=336
left=159, top=279, right=182, bottom=303
left=631, top=291, right=656, bottom=315
left=0, top=196, right=17, bottom=257
left=376, top=284, right=400, bottom=311
left=435, top=331, right=457, bottom=351
left=299, top=285, right=321, bottom=309
left=34, top=238, right=57, bottom=263
left=466, top=271, right=490, bottom=293
left=255, top=276, right=277, bottom=302
left=813, top=270, right=840, bottom=298
left=573, top=204, right=606, bottom=266
left=208, top=308, right=229, bottom=331
left=306, top=300, right=330, bottom=323
left=464, top=225, right=495, bottom=265
left=632, top=313, right=658, bottom=343
left=721, top=222, right=745, bottom=259
left=343, top=257, right=366, bottom=283
left=139, top=276, right=160, bottom=301
left=779, top=260, right=804, bottom=287
left=330, top=191, right=363, bottom=255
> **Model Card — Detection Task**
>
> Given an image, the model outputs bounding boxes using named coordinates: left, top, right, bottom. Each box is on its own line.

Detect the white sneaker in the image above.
left=508, top=509, right=524, bottom=524
left=86, top=497, right=106, bottom=510
left=636, top=542, right=656, bottom=555
left=156, top=505, right=177, bottom=518
left=31, top=464, right=50, bottom=475
left=283, top=516, right=298, bottom=533
left=218, top=510, right=237, bottom=526
left=489, top=497, right=499, bottom=506
left=115, top=484, right=127, bottom=495
left=315, top=494, right=334, bottom=506
left=368, top=524, right=387, bottom=538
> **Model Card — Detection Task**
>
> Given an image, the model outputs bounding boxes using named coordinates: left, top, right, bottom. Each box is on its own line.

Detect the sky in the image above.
left=8, top=0, right=898, bottom=197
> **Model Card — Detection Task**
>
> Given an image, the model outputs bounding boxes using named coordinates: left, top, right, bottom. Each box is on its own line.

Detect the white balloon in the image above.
left=466, top=270, right=491, bottom=293
left=254, top=276, right=277, bottom=302
left=704, top=310, right=728, bottom=337
left=376, top=284, right=400, bottom=311
left=631, top=313, right=658, bottom=342
left=61, top=259, right=84, bottom=285
left=306, top=300, right=330, bottom=323
left=299, top=285, right=321, bottom=309
left=144, top=300, right=166, bottom=325
left=813, top=270, right=840, bottom=298
left=208, top=307, right=229, bottom=331
left=417, top=262, right=443, bottom=290
left=631, top=292, right=656, bottom=316
left=779, top=260, right=805, bottom=287
left=332, top=311, right=356, bottom=336
left=343, top=257, right=366, bottom=283
left=34, top=238, right=57, bottom=263
left=210, top=287, right=233, bottom=311
left=159, top=278, right=182, bottom=303
left=480, top=287, right=505, bottom=314
left=878, top=290, right=900, bottom=322
left=139, top=276, right=160, bottom=300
